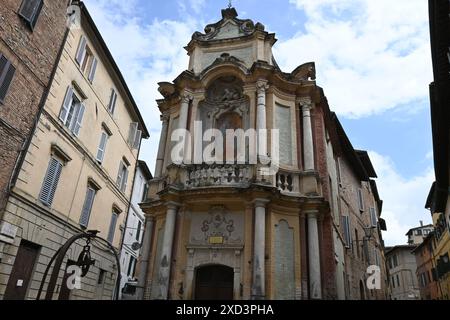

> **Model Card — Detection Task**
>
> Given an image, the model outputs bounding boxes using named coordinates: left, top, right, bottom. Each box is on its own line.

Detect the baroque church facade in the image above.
left=139, top=7, right=388, bottom=300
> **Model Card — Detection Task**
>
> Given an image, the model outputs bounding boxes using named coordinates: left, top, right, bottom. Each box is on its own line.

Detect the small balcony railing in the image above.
left=185, top=164, right=254, bottom=188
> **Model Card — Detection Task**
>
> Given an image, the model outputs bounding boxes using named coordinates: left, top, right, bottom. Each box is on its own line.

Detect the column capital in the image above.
left=298, top=96, right=312, bottom=109
left=166, top=201, right=181, bottom=211
left=304, top=209, right=320, bottom=218
left=181, top=92, right=193, bottom=104
left=254, top=198, right=270, bottom=208
left=256, top=80, right=269, bottom=94
left=160, top=113, right=170, bottom=123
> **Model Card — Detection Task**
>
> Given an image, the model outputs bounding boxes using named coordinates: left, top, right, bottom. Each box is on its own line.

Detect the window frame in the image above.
left=0, top=54, right=16, bottom=104
left=96, top=130, right=109, bottom=163
left=108, top=89, right=118, bottom=115
left=18, top=0, right=44, bottom=30
left=59, top=86, right=85, bottom=136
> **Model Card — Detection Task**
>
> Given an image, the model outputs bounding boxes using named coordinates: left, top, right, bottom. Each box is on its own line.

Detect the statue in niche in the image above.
left=206, top=76, right=244, bottom=104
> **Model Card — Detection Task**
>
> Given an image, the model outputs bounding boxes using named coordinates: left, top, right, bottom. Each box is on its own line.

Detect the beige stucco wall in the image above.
left=14, top=22, right=142, bottom=248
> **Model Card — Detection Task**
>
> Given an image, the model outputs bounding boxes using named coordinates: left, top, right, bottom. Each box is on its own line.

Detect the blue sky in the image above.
left=84, top=0, right=434, bottom=245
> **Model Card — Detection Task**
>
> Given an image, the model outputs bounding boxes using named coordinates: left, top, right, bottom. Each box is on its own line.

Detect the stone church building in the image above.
left=139, top=7, right=388, bottom=300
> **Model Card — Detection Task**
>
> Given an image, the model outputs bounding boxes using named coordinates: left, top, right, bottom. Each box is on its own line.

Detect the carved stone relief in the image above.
left=189, top=205, right=244, bottom=246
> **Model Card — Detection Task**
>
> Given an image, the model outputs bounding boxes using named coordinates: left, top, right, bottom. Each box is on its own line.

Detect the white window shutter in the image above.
left=133, top=129, right=142, bottom=149
left=88, top=57, right=98, bottom=83
left=39, top=158, right=63, bottom=206
left=59, top=86, right=73, bottom=123
left=122, top=167, right=129, bottom=193
left=128, top=122, right=138, bottom=146
left=96, top=132, right=108, bottom=162
left=80, top=187, right=95, bottom=228
left=76, top=36, right=87, bottom=65
left=116, top=161, right=124, bottom=187
left=72, top=103, right=85, bottom=136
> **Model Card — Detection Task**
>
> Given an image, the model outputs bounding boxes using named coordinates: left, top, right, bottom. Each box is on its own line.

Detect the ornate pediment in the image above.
left=192, top=8, right=264, bottom=42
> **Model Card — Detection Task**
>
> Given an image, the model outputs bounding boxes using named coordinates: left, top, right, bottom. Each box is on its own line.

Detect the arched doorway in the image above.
left=194, top=265, right=234, bottom=300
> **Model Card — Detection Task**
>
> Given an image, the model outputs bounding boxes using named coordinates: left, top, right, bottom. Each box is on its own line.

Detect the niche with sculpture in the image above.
left=198, top=76, right=250, bottom=164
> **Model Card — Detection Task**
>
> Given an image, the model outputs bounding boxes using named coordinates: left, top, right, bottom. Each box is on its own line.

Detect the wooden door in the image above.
left=4, top=240, right=40, bottom=300
left=194, top=265, right=234, bottom=300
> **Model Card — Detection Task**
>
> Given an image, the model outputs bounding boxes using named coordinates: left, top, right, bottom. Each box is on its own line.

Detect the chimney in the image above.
left=420, top=220, right=423, bottom=227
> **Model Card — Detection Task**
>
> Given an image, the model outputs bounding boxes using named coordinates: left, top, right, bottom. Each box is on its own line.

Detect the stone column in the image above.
left=306, top=210, right=322, bottom=299
left=155, top=115, right=169, bottom=178
left=256, top=80, right=269, bottom=160
left=179, top=93, right=192, bottom=164
left=251, top=199, right=269, bottom=299
left=300, top=97, right=315, bottom=171
left=137, top=216, right=154, bottom=300
left=157, top=202, right=179, bottom=299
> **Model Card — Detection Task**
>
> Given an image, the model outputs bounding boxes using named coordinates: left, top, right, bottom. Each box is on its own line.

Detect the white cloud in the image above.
left=368, top=151, right=434, bottom=246
left=275, top=0, right=432, bottom=118
left=85, top=0, right=199, bottom=172
left=177, top=0, right=207, bottom=15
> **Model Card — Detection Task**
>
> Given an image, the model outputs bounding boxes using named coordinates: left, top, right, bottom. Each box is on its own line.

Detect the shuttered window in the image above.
left=39, top=158, right=63, bottom=206
left=76, top=36, right=87, bottom=66
left=357, top=188, right=364, bottom=212
left=59, top=86, right=85, bottom=136
left=18, top=0, right=43, bottom=29
left=108, top=89, right=118, bottom=114
left=79, top=187, right=96, bottom=228
left=370, top=207, right=378, bottom=228
left=88, top=57, right=98, bottom=83
left=127, top=122, right=142, bottom=149
left=107, top=211, right=119, bottom=243
left=116, top=161, right=129, bottom=193
left=0, top=54, right=16, bottom=104
left=96, top=131, right=109, bottom=163
left=75, top=36, right=98, bottom=83
left=342, top=215, right=352, bottom=248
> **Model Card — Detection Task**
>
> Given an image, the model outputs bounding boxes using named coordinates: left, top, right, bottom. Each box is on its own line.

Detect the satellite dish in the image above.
left=131, top=242, right=142, bottom=250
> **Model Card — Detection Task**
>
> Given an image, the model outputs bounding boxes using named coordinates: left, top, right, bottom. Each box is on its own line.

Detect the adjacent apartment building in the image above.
left=412, top=232, right=441, bottom=299
left=0, top=1, right=149, bottom=300
left=385, top=245, right=420, bottom=300
left=119, top=160, right=152, bottom=299
left=138, top=6, right=387, bottom=300
left=424, top=0, right=450, bottom=300
left=406, top=222, right=433, bottom=245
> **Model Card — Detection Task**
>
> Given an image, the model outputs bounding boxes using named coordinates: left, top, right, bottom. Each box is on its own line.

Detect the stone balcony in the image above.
left=185, top=164, right=253, bottom=188
left=146, top=163, right=319, bottom=200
